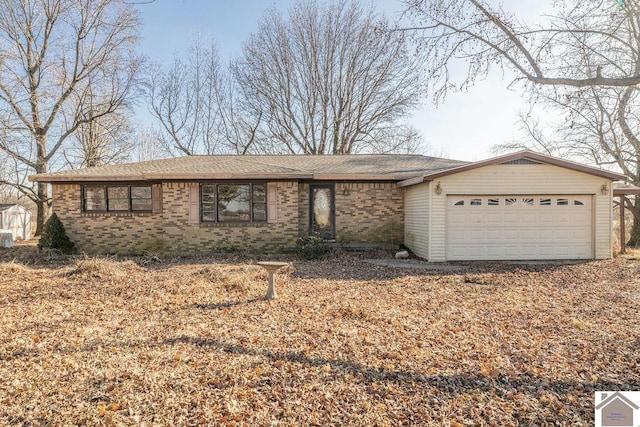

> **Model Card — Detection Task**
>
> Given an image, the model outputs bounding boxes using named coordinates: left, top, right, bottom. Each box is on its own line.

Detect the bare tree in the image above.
left=147, top=38, right=261, bottom=156
left=0, top=0, right=142, bottom=234
left=233, top=0, right=425, bottom=155
left=148, top=38, right=226, bottom=156
left=134, top=127, right=170, bottom=162
left=63, top=103, right=135, bottom=168
left=402, top=0, right=640, bottom=98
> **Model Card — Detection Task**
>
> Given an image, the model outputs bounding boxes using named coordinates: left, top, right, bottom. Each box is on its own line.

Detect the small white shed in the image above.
left=0, top=204, right=32, bottom=241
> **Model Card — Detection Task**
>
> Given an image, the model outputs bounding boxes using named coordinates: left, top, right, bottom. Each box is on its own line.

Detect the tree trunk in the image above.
left=627, top=197, right=640, bottom=247
left=35, top=182, right=47, bottom=236
left=34, top=135, right=48, bottom=236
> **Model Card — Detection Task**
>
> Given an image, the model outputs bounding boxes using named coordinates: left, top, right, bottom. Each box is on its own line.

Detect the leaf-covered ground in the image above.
left=1, top=245, right=639, bottom=426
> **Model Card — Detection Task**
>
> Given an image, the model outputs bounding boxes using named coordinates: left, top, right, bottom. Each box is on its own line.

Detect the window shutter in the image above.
left=152, top=184, right=163, bottom=214
left=267, top=182, right=278, bottom=223
left=188, top=184, right=200, bottom=223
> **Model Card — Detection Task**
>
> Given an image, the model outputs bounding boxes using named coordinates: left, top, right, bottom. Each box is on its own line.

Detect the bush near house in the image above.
left=295, top=233, right=331, bottom=259
left=38, top=212, right=75, bottom=254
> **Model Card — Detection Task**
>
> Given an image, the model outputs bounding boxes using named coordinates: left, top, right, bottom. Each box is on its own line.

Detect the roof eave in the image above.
left=29, top=175, right=143, bottom=183
left=312, top=173, right=408, bottom=181
left=29, top=173, right=316, bottom=182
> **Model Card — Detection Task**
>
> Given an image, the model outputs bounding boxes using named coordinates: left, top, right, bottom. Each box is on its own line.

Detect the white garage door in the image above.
left=447, top=195, right=593, bottom=260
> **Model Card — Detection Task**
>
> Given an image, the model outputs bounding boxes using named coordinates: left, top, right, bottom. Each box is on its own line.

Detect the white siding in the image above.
left=404, top=182, right=430, bottom=259
left=427, top=164, right=612, bottom=261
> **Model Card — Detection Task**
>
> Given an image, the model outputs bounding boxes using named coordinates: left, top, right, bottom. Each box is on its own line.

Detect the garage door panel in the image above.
left=447, top=195, right=593, bottom=260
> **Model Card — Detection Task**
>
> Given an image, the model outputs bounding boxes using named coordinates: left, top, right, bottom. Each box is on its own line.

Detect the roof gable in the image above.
left=399, top=150, right=626, bottom=187
left=0, top=203, right=19, bottom=211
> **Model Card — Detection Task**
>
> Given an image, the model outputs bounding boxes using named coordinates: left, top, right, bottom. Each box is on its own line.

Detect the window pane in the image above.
left=488, top=199, right=499, bottom=206
left=201, top=185, right=216, bottom=221
left=218, top=184, right=250, bottom=221
left=132, top=199, right=152, bottom=211
left=470, top=198, right=482, bottom=206
left=84, top=187, right=105, bottom=211
left=107, top=186, right=129, bottom=211
left=131, top=186, right=151, bottom=199
left=131, top=186, right=152, bottom=211
left=108, top=198, right=129, bottom=211
left=253, top=185, right=266, bottom=203
left=108, top=186, right=128, bottom=199
left=557, top=198, right=569, bottom=206
left=540, top=198, right=551, bottom=206
left=253, top=203, right=266, bottom=221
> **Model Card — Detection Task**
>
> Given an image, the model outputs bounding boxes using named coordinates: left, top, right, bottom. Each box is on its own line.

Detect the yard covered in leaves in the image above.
left=1, top=245, right=639, bottom=426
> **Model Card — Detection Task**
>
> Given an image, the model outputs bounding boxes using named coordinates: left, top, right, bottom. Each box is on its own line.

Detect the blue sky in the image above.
left=137, top=0, right=552, bottom=161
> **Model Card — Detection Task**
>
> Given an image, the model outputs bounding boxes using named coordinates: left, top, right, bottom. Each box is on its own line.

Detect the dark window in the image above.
left=470, top=198, right=482, bottom=206
left=83, top=186, right=106, bottom=211
left=522, top=198, right=534, bottom=206
left=108, top=186, right=129, bottom=211
left=200, top=183, right=266, bottom=223
left=82, top=185, right=152, bottom=213
left=557, top=198, right=569, bottom=206
left=488, top=199, right=499, bottom=206
left=454, top=200, right=464, bottom=206
left=253, top=185, right=267, bottom=222
left=131, top=186, right=153, bottom=211
left=505, top=198, right=517, bottom=206
left=574, top=200, right=584, bottom=206
left=540, top=198, right=551, bottom=206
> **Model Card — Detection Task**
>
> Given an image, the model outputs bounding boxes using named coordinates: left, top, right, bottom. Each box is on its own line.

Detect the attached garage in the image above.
left=401, top=151, right=627, bottom=262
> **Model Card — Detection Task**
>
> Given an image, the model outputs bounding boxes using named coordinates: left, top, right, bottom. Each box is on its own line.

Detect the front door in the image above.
left=310, top=185, right=335, bottom=239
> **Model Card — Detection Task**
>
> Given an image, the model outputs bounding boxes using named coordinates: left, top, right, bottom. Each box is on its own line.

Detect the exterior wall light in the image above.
left=600, top=183, right=609, bottom=195
left=435, top=181, right=442, bottom=195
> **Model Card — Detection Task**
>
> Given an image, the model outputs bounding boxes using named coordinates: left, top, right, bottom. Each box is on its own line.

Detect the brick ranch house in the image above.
left=30, top=150, right=627, bottom=261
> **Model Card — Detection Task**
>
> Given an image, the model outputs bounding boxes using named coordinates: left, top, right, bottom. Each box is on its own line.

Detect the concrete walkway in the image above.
left=365, top=259, right=466, bottom=272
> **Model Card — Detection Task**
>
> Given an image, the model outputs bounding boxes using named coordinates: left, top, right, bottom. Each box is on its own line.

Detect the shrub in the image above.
left=295, top=233, right=330, bottom=259
left=38, top=213, right=75, bottom=254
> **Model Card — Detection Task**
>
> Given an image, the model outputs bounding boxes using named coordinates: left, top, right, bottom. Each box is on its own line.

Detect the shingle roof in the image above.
left=29, top=154, right=468, bottom=182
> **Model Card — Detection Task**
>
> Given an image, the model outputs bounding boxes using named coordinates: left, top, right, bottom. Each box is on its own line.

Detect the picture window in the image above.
left=201, top=183, right=266, bottom=223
